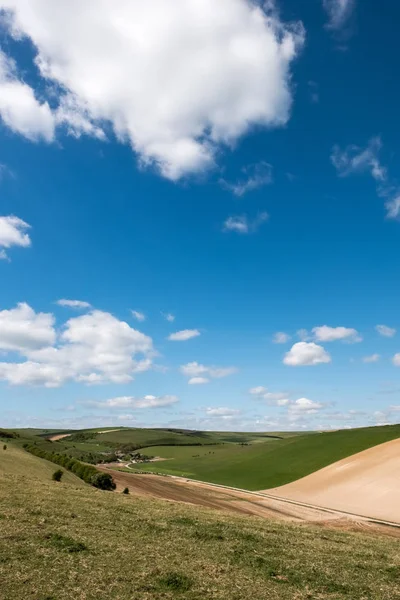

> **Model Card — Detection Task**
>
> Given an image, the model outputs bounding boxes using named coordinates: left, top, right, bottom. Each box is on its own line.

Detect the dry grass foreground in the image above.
left=1, top=445, right=400, bottom=600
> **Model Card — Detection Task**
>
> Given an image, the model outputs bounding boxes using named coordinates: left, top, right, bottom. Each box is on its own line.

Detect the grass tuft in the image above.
left=157, top=572, right=193, bottom=592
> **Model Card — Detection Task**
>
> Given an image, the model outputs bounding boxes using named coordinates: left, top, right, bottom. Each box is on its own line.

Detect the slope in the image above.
left=265, top=437, right=400, bottom=523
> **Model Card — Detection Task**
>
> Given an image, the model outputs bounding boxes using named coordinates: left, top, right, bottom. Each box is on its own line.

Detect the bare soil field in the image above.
left=265, top=438, right=400, bottom=524
left=98, top=465, right=399, bottom=536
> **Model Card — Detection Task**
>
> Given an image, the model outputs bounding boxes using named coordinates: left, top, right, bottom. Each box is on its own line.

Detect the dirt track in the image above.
left=265, top=438, right=400, bottom=524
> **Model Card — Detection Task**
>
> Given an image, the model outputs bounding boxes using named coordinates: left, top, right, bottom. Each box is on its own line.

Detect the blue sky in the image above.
left=1, top=0, right=400, bottom=431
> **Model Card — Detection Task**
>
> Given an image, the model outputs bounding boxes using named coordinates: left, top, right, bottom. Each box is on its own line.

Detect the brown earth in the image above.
left=264, top=438, right=400, bottom=524
left=98, top=466, right=400, bottom=536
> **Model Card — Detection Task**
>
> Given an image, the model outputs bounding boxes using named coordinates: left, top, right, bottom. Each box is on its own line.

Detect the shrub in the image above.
left=52, top=469, right=63, bottom=482
left=123, top=487, right=129, bottom=494
left=91, top=472, right=116, bottom=491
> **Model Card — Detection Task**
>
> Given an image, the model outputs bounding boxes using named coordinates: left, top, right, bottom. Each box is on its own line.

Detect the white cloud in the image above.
left=168, top=329, right=200, bottom=341
left=312, top=325, right=362, bottom=343
left=385, top=196, right=400, bottom=220
left=131, top=310, right=146, bottom=322
left=85, top=395, right=178, bottom=410
left=323, top=0, right=355, bottom=30
left=283, top=342, right=331, bottom=366
left=331, top=137, right=385, bottom=181
left=249, top=386, right=289, bottom=406
left=181, top=361, right=237, bottom=383
left=362, top=354, right=380, bottom=363
left=0, top=303, right=56, bottom=352
left=163, top=313, right=175, bottom=322
left=57, top=299, right=91, bottom=310
left=0, top=0, right=305, bottom=180
left=0, top=50, right=55, bottom=141
left=392, top=354, right=400, bottom=367
left=273, top=331, right=291, bottom=344
left=220, top=161, right=272, bottom=197
left=0, top=215, right=31, bottom=260
left=205, top=407, right=241, bottom=416
left=223, top=212, right=268, bottom=234
left=376, top=324, right=396, bottom=338
left=188, top=377, right=210, bottom=385
left=288, top=397, right=324, bottom=415
left=0, top=304, right=153, bottom=387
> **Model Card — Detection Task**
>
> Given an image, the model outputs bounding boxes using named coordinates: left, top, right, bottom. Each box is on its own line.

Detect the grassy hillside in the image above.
left=129, top=424, right=400, bottom=490
left=1, top=442, right=399, bottom=600
left=0, top=444, right=85, bottom=486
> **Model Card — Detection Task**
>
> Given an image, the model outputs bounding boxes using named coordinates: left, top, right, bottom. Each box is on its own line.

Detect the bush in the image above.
left=91, top=472, right=116, bottom=491
left=123, top=487, right=129, bottom=494
left=52, top=469, right=63, bottom=482
left=3, top=444, right=6, bottom=450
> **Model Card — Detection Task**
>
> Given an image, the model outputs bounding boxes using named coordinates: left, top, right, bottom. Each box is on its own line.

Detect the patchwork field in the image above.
left=1, top=444, right=400, bottom=600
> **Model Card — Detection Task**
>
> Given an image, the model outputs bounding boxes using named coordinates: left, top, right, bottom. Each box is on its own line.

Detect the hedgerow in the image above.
left=24, top=445, right=116, bottom=490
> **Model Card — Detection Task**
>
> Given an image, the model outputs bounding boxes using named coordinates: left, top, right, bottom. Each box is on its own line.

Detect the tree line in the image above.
left=23, top=444, right=116, bottom=491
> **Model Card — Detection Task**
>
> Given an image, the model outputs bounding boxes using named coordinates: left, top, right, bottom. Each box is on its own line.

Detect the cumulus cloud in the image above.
left=376, top=324, right=396, bottom=338
left=84, top=395, right=178, bottom=410
left=181, top=361, right=237, bottom=383
left=273, top=331, right=291, bottom=344
left=220, top=161, right=273, bottom=197
left=168, top=329, right=200, bottom=341
left=56, top=299, right=91, bottom=309
left=0, top=304, right=153, bottom=387
left=323, top=0, right=355, bottom=30
left=362, top=354, right=380, bottom=363
left=283, top=342, right=331, bottom=366
left=0, top=303, right=56, bottom=351
left=0, top=0, right=304, bottom=180
left=0, top=50, right=55, bottom=141
left=288, top=397, right=324, bottom=415
left=223, top=212, right=268, bottom=234
left=0, top=215, right=31, bottom=260
left=312, top=325, right=362, bottom=343
left=249, top=386, right=289, bottom=405
left=131, top=310, right=146, bottom=322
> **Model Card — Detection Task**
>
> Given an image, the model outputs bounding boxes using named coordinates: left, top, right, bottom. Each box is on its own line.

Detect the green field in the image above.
left=1, top=443, right=400, bottom=600
left=128, top=424, right=400, bottom=489
left=5, top=423, right=400, bottom=491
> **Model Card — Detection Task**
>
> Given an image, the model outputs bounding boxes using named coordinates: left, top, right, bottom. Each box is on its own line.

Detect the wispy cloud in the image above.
left=168, top=329, right=200, bottom=342
left=223, top=212, right=268, bottom=235
left=131, top=310, right=146, bottom=322
left=57, top=299, right=92, bottom=309
left=331, top=137, right=400, bottom=219
left=220, top=161, right=273, bottom=197
left=376, top=324, right=396, bottom=338
left=181, top=362, right=237, bottom=384
left=323, top=0, right=355, bottom=30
